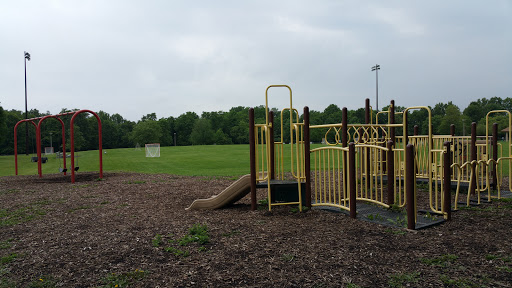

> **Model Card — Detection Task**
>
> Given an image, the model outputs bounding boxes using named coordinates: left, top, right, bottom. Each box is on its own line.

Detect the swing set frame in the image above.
left=14, top=109, right=103, bottom=183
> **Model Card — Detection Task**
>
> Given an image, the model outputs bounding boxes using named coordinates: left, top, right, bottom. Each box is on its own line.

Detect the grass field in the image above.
left=2, top=141, right=509, bottom=178
left=1, top=145, right=255, bottom=177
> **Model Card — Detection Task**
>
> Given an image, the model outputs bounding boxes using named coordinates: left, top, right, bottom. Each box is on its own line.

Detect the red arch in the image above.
left=14, top=119, right=37, bottom=175
left=70, top=110, right=103, bottom=183
left=14, top=110, right=103, bottom=183
left=36, top=116, right=67, bottom=176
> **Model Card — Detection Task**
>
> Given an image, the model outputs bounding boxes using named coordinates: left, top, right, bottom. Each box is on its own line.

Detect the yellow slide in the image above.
left=186, top=174, right=252, bottom=210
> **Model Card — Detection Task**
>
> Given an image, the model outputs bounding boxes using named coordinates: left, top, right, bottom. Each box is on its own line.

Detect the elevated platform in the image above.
left=257, top=180, right=305, bottom=204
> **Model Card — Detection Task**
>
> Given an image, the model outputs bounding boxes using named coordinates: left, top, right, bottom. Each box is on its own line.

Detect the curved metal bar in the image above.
left=70, top=110, right=103, bottom=183
left=13, top=119, right=37, bottom=175
left=36, top=116, right=66, bottom=177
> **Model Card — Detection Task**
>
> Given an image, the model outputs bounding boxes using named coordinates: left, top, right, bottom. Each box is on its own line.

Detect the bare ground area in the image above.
left=0, top=172, right=511, bottom=287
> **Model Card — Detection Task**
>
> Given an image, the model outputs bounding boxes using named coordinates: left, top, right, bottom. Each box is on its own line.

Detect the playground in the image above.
left=0, top=172, right=511, bottom=286
left=2, top=85, right=512, bottom=286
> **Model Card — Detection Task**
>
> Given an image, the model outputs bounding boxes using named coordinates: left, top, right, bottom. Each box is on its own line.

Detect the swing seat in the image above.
left=74, top=167, right=79, bottom=171
left=31, top=157, right=48, bottom=163
left=59, top=168, right=67, bottom=173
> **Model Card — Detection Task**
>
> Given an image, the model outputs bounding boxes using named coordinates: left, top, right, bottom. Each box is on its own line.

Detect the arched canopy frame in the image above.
left=36, top=115, right=67, bottom=176
left=14, top=119, right=37, bottom=175
left=70, top=109, right=103, bottom=183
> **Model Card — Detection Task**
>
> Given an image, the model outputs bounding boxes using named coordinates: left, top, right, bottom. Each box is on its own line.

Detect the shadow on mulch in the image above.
left=314, top=201, right=445, bottom=230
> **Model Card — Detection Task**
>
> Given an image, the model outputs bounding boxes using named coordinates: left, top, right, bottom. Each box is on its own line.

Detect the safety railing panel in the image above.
left=273, top=142, right=285, bottom=180
left=430, top=148, right=446, bottom=214
left=355, top=144, right=405, bottom=208
left=347, top=124, right=388, bottom=145
left=291, top=123, right=306, bottom=181
left=408, top=136, right=430, bottom=180
left=392, top=147, right=407, bottom=207
left=254, top=124, right=269, bottom=182
left=311, top=146, right=350, bottom=210
left=496, top=157, right=512, bottom=196
left=307, top=123, right=342, bottom=146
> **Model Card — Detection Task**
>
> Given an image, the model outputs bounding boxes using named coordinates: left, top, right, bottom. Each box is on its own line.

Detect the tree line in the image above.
left=0, top=96, right=510, bottom=155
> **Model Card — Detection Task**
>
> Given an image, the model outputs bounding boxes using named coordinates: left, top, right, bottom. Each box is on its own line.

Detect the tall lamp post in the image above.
left=371, top=64, right=380, bottom=111
left=24, top=51, right=31, bottom=155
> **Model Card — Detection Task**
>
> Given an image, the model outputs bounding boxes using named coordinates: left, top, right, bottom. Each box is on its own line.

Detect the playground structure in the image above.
left=190, top=85, right=512, bottom=230
left=14, top=109, right=103, bottom=183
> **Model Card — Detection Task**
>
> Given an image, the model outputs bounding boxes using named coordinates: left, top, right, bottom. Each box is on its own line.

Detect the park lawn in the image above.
left=0, top=144, right=322, bottom=178
left=1, top=142, right=509, bottom=177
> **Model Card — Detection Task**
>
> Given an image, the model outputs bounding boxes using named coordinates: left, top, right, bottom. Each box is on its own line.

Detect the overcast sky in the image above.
left=1, top=1, right=511, bottom=121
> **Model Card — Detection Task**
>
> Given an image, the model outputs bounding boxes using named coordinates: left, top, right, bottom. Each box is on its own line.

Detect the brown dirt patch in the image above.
left=0, top=172, right=511, bottom=287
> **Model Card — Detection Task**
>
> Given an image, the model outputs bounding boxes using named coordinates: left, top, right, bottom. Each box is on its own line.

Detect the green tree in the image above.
left=214, top=128, right=232, bottom=145
left=174, top=112, right=199, bottom=146
left=0, top=105, right=7, bottom=148
left=158, top=116, right=174, bottom=146
left=71, top=124, right=86, bottom=151
left=190, top=119, right=215, bottom=145
left=230, top=120, right=249, bottom=144
left=323, top=104, right=342, bottom=124
left=308, top=110, right=324, bottom=143
left=439, top=104, right=462, bottom=135
left=141, top=113, right=157, bottom=122
left=130, top=120, right=163, bottom=146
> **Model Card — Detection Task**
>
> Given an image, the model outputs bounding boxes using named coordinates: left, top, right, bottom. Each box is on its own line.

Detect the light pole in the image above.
left=24, top=51, right=31, bottom=155
left=174, top=132, right=176, bottom=146
left=371, top=64, right=380, bottom=111
left=50, top=132, right=53, bottom=152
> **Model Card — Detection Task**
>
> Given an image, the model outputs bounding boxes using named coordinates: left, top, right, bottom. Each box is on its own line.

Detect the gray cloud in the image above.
left=1, top=0, right=510, bottom=121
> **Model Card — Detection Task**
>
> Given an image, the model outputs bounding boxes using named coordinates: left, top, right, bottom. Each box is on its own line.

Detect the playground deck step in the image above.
left=313, top=202, right=445, bottom=230
left=257, top=180, right=306, bottom=204
left=256, top=180, right=302, bottom=188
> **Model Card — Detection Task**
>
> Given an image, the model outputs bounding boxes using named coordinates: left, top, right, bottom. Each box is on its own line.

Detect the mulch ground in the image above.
left=0, top=172, right=511, bottom=287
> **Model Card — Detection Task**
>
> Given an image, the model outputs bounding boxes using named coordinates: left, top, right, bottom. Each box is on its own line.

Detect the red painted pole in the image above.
left=70, top=117, right=76, bottom=183
left=249, top=108, right=257, bottom=210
